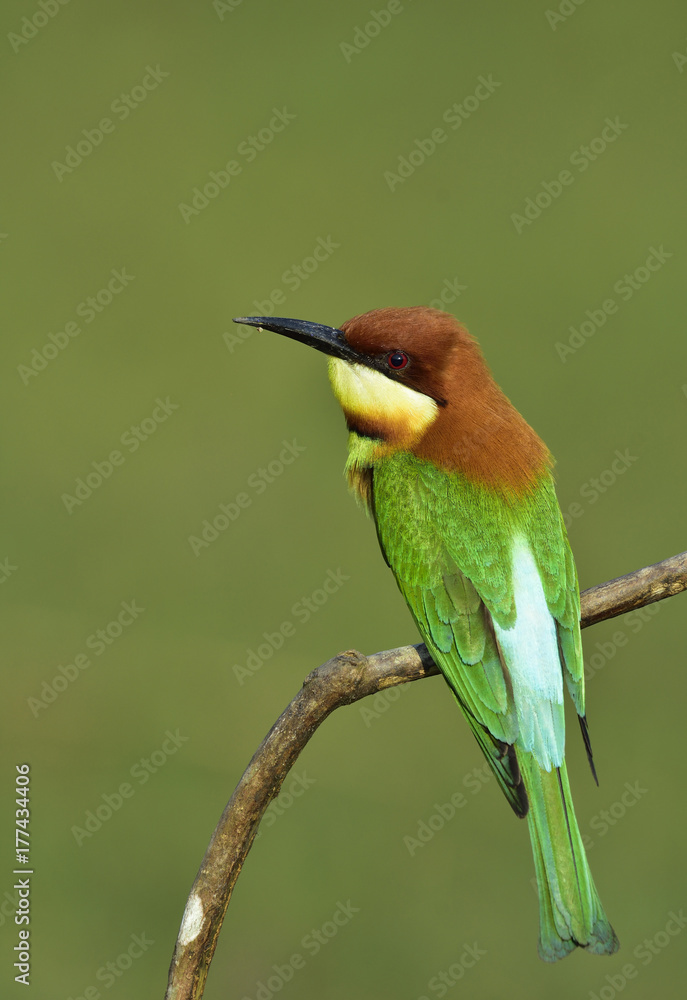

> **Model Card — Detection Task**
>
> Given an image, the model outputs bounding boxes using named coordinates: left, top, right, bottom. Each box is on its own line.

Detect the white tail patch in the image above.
left=492, top=534, right=565, bottom=770
left=328, top=359, right=438, bottom=439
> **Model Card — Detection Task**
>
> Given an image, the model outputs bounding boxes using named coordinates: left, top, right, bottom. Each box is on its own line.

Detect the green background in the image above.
left=3, top=0, right=686, bottom=997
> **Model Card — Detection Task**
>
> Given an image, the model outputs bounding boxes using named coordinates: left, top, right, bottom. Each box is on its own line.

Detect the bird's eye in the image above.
left=387, top=351, right=408, bottom=370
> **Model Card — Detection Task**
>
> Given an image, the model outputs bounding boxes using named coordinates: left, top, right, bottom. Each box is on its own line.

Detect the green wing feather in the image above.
left=401, top=569, right=526, bottom=816
left=370, top=452, right=589, bottom=772
left=370, top=452, right=542, bottom=814
left=371, top=450, right=584, bottom=697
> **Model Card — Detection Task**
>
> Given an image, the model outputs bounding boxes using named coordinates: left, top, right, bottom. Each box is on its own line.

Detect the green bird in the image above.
left=234, top=306, right=619, bottom=961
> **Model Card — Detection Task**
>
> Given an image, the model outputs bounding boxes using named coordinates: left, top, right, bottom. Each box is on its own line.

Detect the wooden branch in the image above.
left=165, top=551, right=687, bottom=999
left=580, top=550, right=687, bottom=627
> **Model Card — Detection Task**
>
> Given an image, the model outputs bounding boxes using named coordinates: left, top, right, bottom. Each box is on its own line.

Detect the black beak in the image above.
left=232, top=316, right=362, bottom=365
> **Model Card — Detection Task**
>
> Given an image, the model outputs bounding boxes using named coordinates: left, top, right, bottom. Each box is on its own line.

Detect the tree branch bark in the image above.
left=164, top=551, right=687, bottom=1000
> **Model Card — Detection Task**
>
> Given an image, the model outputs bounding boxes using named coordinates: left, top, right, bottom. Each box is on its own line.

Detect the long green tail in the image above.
left=516, top=751, right=619, bottom=961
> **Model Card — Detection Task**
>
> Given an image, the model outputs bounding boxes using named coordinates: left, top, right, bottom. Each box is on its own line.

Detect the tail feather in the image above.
left=516, top=750, right=619, bottom=961
left=578, top=714, right=599, bottom=785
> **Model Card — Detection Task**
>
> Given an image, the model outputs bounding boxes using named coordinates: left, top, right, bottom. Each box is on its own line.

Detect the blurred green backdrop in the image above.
left=3, top=0, right=687, bottom=997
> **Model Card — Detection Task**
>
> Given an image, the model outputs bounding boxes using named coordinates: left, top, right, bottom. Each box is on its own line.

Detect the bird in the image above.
left=233, top=306, right=619, bottom=961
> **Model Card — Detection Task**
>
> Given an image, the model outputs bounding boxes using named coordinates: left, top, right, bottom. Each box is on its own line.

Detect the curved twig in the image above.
left=165, top=551, right=687, bottom=999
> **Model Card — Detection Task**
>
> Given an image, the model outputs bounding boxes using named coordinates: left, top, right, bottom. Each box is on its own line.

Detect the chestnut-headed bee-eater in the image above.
left=233, top=306, right=619, bottom=961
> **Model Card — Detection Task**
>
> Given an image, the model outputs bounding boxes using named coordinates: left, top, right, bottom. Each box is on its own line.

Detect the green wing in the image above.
left=371, top=452, right=586, bottom=812
left=403, top=564, right=527, bottom=816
